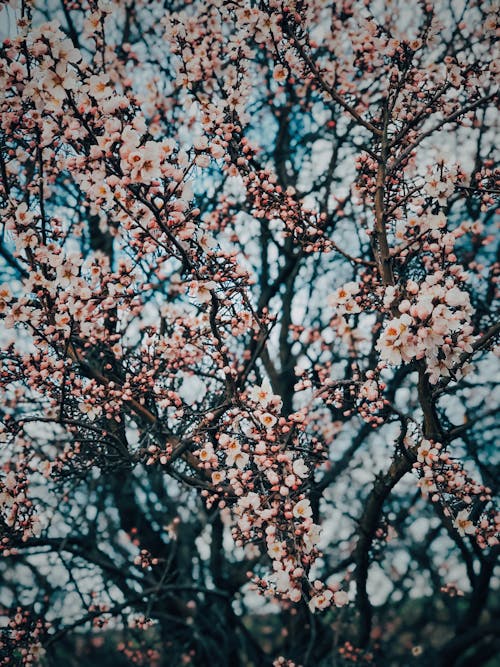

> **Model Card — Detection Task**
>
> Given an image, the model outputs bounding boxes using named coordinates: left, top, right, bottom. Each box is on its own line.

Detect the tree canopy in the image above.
left=0, top=0, right=498, bottom=665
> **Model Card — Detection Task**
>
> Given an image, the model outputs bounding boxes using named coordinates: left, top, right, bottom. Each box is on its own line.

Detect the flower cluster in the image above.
left=0, top=608, right=47, bottom=666
left=412, top=437, right=499, bottom=549
left=0, top=468, right=42, bottom=548
left=424, top=164, right=465, bottom=205
left=328, top=281, right=362, bottom=316
left=378, top=275, right=475, bottom=383
left=189, top=379, right=347, bottom=610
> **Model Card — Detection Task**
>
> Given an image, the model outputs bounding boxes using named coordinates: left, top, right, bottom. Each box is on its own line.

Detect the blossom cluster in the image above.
left=0, top=467, right=42, bottom=548
left=378, top=275, right=475, bottom=384
left=0, top=608, right=47, bottom=665
left=190, top=379, right=348, bottom=610
left=412, top=437, right=499, bottom=549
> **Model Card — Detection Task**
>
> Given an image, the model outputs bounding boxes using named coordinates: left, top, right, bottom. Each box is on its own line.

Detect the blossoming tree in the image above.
left=0, top=0, right=498, bottom=665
